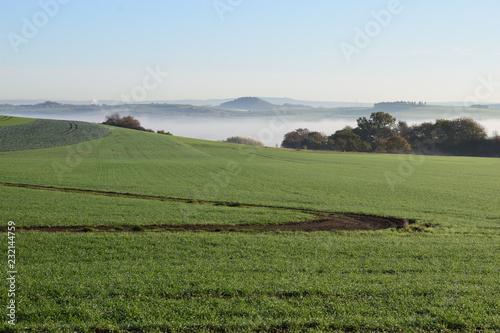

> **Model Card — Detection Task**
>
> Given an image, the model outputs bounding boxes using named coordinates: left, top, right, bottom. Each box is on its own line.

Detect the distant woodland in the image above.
left=281, top=112, right=500, bottom=157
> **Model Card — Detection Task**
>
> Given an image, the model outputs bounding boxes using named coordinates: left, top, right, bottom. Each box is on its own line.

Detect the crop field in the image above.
left=0, top=116, right=499, bottom=332
left=0, top=185, right=314, bottom=228
left=0, top=118, right=111, bottom=152
left=11, top=232, right=500, bottom=332
left=0, top=115, right=35, bottom=126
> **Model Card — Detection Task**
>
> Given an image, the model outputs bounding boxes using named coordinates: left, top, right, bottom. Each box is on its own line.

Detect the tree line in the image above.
left=281, top=112, right=500, bottom=157
left=374, top=101, right=426, bottom=109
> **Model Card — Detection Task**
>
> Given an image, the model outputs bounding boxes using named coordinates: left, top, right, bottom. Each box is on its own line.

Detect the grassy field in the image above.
left=13, top=232, right=500, bottom=332
left=0, top=116, right=499, bottom=332
left=0, top=115, right=35, bottom=126
left=0, top=185, right=313, bottom=227
left=0, top=121, right=498, bottom=230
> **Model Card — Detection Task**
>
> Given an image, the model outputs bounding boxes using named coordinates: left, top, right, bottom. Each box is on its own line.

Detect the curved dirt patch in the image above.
left=1, top=182, right=415, bottom=232
left=16, top=214, right=412, bottom=233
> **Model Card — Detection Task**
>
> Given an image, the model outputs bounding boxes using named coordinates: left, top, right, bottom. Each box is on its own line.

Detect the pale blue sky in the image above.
left=1, top=0, right=500, bottom=102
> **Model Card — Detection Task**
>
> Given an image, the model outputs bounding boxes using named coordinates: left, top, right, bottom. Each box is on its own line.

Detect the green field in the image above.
left=0, top=115, right=35, bottom=126
left=0, top=185, right=314, bottom=227
left=0, top=116, right=499, bottom=332
left=0, top=118, right=111, bottom=152
left=13, top=233, right=500, bottom=332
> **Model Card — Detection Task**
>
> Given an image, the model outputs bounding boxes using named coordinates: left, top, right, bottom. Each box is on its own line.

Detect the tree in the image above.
left=451, top=117, right=487, bottom=142
left=281, top=128, right=310, bottom=149
left=492, top=131, right=500, bottom=156
left=396, top=120, right=411, bottom=138
left=302, top=131, right=327, bottom=150
left=405, top=122, right=440, bottom=151
left=354, top=112, right=397, bottom=149
left=434, top=117, right=487, bottom=149
left=328, top=127, right=370, bottom=152
left=378, top=136, right=412, bottom=153
left=281, top=129, right=328, bottom=150
left=104, top=113, right=121, bottom=126
left=405, top=118, right=487, bottom=155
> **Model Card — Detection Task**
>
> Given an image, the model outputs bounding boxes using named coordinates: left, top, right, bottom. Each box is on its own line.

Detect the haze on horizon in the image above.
left=1, top=0, right=500, bottom=104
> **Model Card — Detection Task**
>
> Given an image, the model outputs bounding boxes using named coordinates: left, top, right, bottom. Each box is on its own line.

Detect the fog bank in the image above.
left=3, top=112, right=499, bottom=147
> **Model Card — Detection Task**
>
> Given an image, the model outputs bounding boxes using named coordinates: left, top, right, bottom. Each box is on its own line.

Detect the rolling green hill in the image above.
left=0, top=118, right=498, bottom=230
left=0, top=115, right=35, bottom=126
left=0, top=116, right=499, bottom=331
left=0, top=117, right=111, bottom=152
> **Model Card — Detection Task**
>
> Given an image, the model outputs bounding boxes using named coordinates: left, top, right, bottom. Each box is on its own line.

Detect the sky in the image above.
left=1, top=0, right=500, bottom=103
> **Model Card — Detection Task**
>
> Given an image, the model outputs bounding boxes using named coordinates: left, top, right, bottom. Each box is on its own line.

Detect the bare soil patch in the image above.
left=16, top=214, right=412, bottom=233
left=1, top=182, right=415, bottom=232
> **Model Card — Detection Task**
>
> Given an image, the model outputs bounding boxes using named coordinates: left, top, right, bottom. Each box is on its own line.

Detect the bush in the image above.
left=103, top=113, right=163, bottom=133
left=224, top=136, right=264, bottom=146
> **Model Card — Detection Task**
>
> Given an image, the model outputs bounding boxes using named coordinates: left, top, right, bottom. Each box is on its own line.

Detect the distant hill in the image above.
left=259, top=98, right=370, bottom=108
left=219, top=97, right=277, bottom=111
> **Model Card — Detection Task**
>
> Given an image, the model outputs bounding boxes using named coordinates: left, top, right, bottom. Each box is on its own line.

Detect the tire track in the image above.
left=0, top=181, right=415, bottom=232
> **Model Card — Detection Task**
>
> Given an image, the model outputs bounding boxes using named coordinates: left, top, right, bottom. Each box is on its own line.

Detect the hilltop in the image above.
left=218, top=97, right=278, bottom=111
left=0, top=117, right=111, bottom=152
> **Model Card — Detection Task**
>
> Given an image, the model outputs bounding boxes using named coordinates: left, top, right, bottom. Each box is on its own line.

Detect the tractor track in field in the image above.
left=0, top=116, right=13, bottom=122
left=1, top=181, right=415, bottom=232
